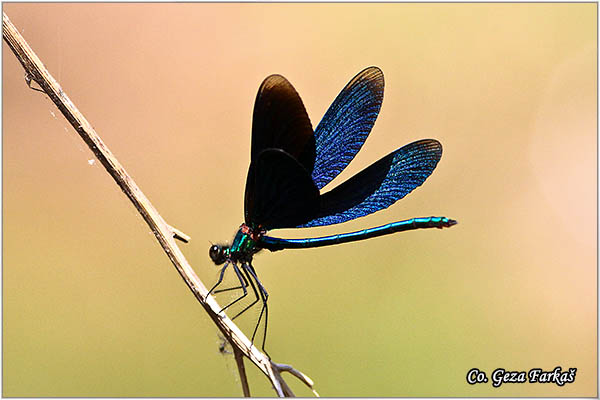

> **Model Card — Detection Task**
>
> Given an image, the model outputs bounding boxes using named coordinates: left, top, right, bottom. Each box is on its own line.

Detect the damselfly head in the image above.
left=209, top=244, right=228, bottom=265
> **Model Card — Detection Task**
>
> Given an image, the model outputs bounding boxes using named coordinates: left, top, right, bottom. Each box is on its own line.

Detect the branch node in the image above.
left=272, top=362, right=319, bottom=397
left=170, top=225, right=191, bottom=243
left=24, top=72, right=44, bottom=93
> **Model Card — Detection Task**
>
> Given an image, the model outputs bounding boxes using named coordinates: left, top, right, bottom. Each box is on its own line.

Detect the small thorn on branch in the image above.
left=170, top=225, right=191, bottom=243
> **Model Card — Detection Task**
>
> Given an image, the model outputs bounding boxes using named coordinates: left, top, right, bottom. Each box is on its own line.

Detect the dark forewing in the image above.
left=299, top=139, right=442, bottom=227
left=311, top=66, right=384, bottom=190
left=245, top=149, right=319, bottom=230
left=251, top=74, right=316, bottom=174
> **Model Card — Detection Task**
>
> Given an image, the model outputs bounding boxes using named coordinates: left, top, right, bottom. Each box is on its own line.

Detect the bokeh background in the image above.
left=3, top=3, right=596, bottom=397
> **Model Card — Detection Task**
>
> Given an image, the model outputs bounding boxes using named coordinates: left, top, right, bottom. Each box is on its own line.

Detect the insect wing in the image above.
left=300, top=139, right=442, bottom=227
left=245, top=149, right=319, bottom=229
left=311, top=66, right=384, bottom=190
left=251, top=74, right=316, bottom=174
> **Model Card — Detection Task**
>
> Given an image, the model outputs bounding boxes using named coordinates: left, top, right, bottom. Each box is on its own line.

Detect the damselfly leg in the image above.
left=218, top=263, right=250, bottom=313
left=243, top=262, right=270, bottom=356
left=207, top=261, right=231, bottom=298
left=213, top=265, right=250, bottom=295
left=231, top=264, right=260, bottom=320
left=208, top=260, right=271, bottom=357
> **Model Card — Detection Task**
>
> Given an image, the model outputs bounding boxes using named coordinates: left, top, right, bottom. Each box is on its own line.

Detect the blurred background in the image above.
left=3, top=3, right=596, bottom=397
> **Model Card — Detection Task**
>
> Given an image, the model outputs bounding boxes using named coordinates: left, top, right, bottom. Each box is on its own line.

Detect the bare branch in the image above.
left=3, top=11, right=317, bottom=397
left=233, top=347, right=251, bottom=397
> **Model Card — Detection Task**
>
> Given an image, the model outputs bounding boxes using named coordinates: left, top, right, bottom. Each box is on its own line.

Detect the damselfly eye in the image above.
left=209, top=244, right=226, bottom=265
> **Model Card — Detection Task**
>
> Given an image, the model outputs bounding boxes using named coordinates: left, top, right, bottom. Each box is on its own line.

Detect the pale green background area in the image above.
left=2, top=3, right=597, bottom=397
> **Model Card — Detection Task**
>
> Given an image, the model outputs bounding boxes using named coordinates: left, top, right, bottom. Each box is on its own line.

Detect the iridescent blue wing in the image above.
left=311, top=66, right=384, bottom=190
left=300, top=139, right=442, bottom=227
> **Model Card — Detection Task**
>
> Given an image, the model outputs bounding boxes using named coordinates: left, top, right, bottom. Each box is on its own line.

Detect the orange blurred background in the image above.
left=3, top=3, right=596, bottom=397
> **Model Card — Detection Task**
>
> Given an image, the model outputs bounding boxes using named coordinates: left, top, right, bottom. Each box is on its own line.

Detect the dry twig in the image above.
left=3, top=12, right=316, bottom=397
